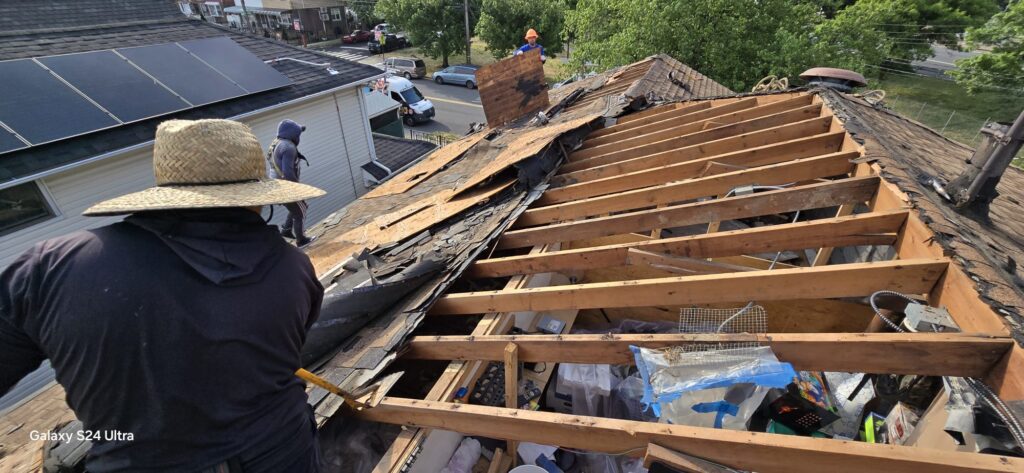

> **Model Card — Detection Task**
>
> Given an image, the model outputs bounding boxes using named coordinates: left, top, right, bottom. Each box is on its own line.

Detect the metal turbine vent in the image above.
left=799, top=67, right=867, bottom=93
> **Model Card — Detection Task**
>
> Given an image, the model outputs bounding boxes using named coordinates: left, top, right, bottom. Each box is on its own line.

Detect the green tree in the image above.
left=951, top=0, right=1024, bottom=92
left=824, top=0, right=1000, bottom=63
left=350, top=1, right=383, bottom=29
left=564, top=0, right=823, bottom=91
left=375, top=0, right=477, bottom=67
left=476, top=0, right=566, bottom=59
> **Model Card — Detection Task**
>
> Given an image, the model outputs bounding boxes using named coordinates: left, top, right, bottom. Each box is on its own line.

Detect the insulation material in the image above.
left=476, top=48, right=549, bottom=128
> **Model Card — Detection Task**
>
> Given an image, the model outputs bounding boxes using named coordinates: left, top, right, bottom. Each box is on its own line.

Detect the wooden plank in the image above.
left=582, top=94, right=812, bottom=151
left=504, top=343, right=519, bottom=463
left=626, top=249, right=756, bottom=275
left=985, top=345, right=1024, bottom=401
left=446, top=114, right=598, bottom=200
left=476, top=48, right=549, bottom=127
left=644, top=443, right=736, bottom=473
left=357, top=398, right=1022, bottom=473
left=582, top=98, right=760, bottom=147
left=593, top=102, right=711, bottom=136
left=569, top=103, right=824, bottom=165
left=432, top=258, right=948, bottom=315
left=520, top=151, right=857, bottom=226
left=898, top=215, right=1010, bottom=335
left=404, top=333, right=1010, bottom=377
left=308, top=177, right=513, bottom=274
left=553, top=120, right=840, bottom=192
left=548, top=130, right=843, bottom=202
left=501, top=176, right=880, bottom=250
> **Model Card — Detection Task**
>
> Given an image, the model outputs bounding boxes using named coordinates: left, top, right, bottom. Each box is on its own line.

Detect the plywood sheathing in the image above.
left=476, top=48, right=550, bottom=128
left=818, top=90, right=1024, bottom=342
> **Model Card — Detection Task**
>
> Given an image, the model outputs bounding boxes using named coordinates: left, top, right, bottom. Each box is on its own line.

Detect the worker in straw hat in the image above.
left=0, top=119, right=327, bottom=472
left=513, top=28, right=546, bottom=63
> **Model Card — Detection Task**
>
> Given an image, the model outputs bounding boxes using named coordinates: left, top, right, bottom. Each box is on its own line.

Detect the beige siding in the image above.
left=0, top=88, right=375, bottom=269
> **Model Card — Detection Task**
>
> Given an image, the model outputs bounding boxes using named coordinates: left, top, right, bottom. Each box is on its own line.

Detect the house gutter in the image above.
left=0, top=72, right=386, bottom=192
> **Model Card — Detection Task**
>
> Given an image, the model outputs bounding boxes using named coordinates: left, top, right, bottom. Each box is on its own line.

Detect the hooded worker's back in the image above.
left=0, top=208, right=323, bottom=472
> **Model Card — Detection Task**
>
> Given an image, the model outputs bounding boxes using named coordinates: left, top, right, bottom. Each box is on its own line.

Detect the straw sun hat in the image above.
left=84, top=119, right=325, bottom=216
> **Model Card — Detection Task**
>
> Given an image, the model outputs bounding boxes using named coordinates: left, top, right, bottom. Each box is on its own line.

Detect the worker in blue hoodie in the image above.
left=268, top=119, right=313, bottom=246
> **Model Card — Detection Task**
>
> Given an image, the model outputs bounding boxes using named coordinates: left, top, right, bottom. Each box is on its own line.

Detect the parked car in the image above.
left=378, top=57, right=427, bottom=79
left=432, top=64, right=480, bottom=89
left=373, top=23, right=390, bottom=34
left=385, top=76, right=434, bottom=126
left=342, top=29, right=371, bottom=43
left=368, top=34, right=409, bottom=54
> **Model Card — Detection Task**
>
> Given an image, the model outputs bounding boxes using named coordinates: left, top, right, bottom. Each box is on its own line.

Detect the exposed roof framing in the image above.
left=368, top=84, right=1024, bottom=473
left=4, top=54, right=1023, bottom=473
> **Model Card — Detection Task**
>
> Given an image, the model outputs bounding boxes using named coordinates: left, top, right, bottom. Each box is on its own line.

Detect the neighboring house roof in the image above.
left=820, top=90, right=1024, bottom=338
left=0, top=0, right=384, bottom=188
left=371, top=133, right=437, bottom=174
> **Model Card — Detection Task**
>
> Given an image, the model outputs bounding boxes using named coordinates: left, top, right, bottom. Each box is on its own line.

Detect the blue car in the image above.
left=432, top=64, right=480, bottom=89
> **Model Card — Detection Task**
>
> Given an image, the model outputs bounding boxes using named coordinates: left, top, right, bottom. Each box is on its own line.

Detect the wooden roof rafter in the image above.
left=369, top=90, right=1024, bottom=473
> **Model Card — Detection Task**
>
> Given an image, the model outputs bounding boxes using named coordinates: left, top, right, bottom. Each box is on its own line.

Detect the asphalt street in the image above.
left=408, top=78, right=486, bottom=135
left=316, top=42, right=487, bottom=135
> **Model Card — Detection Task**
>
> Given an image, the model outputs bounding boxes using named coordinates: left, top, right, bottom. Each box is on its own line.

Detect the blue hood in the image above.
left=277, top=119, right=305, bottom=145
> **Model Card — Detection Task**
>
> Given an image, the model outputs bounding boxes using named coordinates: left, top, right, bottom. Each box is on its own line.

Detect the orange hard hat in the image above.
left=524, top=28, right=539, bottom=40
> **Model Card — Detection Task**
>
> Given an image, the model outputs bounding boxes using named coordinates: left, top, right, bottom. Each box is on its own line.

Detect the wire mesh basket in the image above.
left=677, top=304, right=767, bottom=353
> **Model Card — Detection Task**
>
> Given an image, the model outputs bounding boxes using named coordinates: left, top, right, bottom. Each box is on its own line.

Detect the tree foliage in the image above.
left=951, top=0, right=1024, bottom=92
left=350, top=1, right=383, bottom=29
left=375, top=0, right=478, bottom=67
left=564, top=0, right=1004, bottom=91
left=563, top=0, right=822, bottom=91
left=476, top=0, right=566, bottom=59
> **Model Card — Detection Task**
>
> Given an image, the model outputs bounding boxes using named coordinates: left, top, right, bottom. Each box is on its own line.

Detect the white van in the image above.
left=386, top=76, right=435, bottom=126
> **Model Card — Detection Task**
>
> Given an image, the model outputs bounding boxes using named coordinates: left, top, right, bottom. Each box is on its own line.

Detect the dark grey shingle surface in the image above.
left=371, top=133, right=436, bottom=173
left=0, top=0, right=384, bottom=185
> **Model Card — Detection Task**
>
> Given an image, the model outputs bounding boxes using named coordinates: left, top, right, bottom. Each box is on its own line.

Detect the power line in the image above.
left=864, top=64, right=1024, bottom=94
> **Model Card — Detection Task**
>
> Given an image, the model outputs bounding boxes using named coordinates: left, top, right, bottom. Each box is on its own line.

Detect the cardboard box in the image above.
left=886, top=402, right=921, bottom=445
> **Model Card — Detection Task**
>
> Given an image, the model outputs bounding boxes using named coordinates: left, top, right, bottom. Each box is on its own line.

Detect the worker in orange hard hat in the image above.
left=513, top=28, right=546, bottom=63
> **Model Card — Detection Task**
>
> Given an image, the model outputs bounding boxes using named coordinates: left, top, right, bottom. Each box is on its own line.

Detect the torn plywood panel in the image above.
left=362, top=130, right=490, bottom=199
left=477, top=48, right=549, bottom=128
left=448, top=114, right=600, bottom=199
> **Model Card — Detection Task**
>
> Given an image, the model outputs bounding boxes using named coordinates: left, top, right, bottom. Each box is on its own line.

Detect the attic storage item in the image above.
left=631, top=345, right=797, bottom=428
left=886, top=402, right=922, bottom=445
left=440, top=437, right=481, bottom=473
left=763, top=372, right=840, bottom=435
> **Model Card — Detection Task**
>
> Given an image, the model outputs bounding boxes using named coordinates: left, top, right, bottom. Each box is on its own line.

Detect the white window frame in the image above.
left=0, top=180, right=61, bottom=237
left=331, top=7, right=343, bottom=21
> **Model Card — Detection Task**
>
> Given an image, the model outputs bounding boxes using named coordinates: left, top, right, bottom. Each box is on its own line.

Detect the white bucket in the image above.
left=509, top=466, right=547, bottom=473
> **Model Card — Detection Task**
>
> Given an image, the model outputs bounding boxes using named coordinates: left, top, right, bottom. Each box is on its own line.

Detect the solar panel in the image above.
left=179, top=37, right=291, bottom=93
left=0, top=59, right=118, bottom=145
left=0, top=125, right=28, bottom=154
left=38, top=50, right=191, bottom=123
left=116, top=42, right=247, bottom=106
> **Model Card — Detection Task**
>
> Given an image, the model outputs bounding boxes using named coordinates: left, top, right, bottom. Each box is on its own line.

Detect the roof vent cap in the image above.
left=799, top=67, right=867, bottom=93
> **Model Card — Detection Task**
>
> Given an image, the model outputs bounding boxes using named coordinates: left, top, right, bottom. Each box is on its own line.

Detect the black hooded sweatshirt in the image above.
left=0, top=208, right=323, bottom=472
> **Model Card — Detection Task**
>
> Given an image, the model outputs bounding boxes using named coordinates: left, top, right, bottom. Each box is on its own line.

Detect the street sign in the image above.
left=293, top=19, right=301, bottom=31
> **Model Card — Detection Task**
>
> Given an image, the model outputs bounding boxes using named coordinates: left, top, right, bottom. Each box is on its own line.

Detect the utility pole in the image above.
left=464, top=0, right=471, bottom=64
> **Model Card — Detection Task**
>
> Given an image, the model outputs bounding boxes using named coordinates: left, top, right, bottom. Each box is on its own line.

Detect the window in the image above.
left=0, top=182, right=56, bottom=237
left=331, top=8, right=342, bottom=21
left=400, top=87, right=424, bottom=104
left=208, top=4, right=221, bottom=17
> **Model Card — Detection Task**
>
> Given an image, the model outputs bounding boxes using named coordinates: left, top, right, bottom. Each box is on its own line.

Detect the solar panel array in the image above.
left=0, top=36, right=291, bottom=155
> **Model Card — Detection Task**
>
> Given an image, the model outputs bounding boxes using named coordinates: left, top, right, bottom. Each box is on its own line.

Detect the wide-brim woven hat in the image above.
left=84, top=119, right=325, bottom=216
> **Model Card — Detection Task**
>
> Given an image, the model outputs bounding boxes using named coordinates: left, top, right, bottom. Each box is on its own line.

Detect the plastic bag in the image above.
left=440, top=437, right=481, bottom=473
left=631, top=345, right=797, bottom=425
